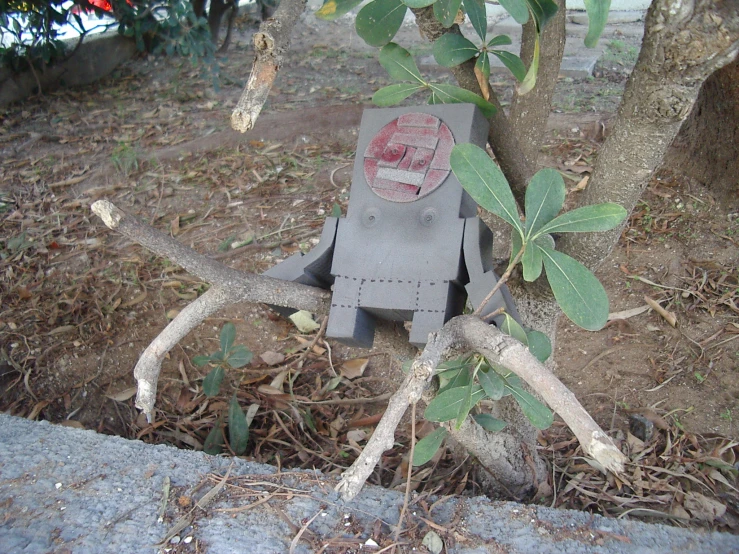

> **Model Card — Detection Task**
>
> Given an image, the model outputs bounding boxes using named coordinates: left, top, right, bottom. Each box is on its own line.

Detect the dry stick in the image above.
left=91, top=200, right=331, bottom=315
left=394, top=402, right=418, bottom=551
left=133, top=286, right=238, bottom=421
left=231, top=0, right=308, bottom=133
left=91, top=200, right=331, bottom=420
left=336, top=316, right=626, bottom=501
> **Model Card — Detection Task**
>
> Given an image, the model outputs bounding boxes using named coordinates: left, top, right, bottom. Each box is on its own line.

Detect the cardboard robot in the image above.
left=265, top=104, right=518, bottom=348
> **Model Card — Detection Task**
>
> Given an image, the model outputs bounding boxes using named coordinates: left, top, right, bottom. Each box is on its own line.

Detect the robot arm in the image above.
left=262, top=217, right=339, bottom=317
left=462, top=218, right=521, bottom=325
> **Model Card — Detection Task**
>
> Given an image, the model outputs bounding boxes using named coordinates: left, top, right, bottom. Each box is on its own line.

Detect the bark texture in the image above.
left=661, top=55, right=739, bottom=205
left=231, top=0, right=307, bottom=132
left=508, top=0, right=567, bottom=171
left=561, top=0, right=739, bottom=271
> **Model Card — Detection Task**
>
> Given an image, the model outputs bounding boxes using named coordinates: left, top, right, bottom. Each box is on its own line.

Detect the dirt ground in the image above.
left=1, top=8, right=738, bottom=531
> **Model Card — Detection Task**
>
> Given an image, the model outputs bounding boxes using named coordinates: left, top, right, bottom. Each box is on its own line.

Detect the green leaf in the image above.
left=450, top=144, right=522, bottom=233
left=507, top=383, right=553, bottom=429
left=315, top=0, right=364, bottom=21
left=518, top=34, right=539, bottom=95
left=209, top=350, right=225, bottom=362
left=524, top=168, right=566, bottom=238
left=438, top=365, right=471, bottom=394
left=427, top=84, right=496, bottom=118
left=524, top=0, right=558, bottom=31
left=501, top=313, right=528, bottom=345
left=424, top=385, right=486, bottom=422
left=475, top=53, right=490, bottom=83
left=478, top=367, right=505, bottom=400
left=432, top=34, right=478, bottom=67
left=331, top=203, right=342, bottom=217
left=433, top=0, right=463, bottom=27
left=490, top=50, right=527, bottom=82
left=356, top=0, right=407, bottom=47
left=379, top=42, right=424, bottom=83
left=227, top=345, right=253, bottom=369
left=455, top=380, right=476, bottom=429
left=540, top=246, right=610, bottom=331
left=498, top=369, right=522, bottom=390
left=534, top=233, right=555, bottom=250
left=436, top=356, right=473, bottom=373
left=220, top=322, right=236, bottom=354
left=228, top=395, right=249, bottom=455
left=536, top=203, right=628, bottom=235
left=473, top=413, right=507, bottom=432
left=584, top=0, right=611, bottom=48
left=526, top=330, right=552, bottom=363
left=510, top=228, right=523, bottom=267
left=412, top=427, right=448, bottom=466
left=373, top=83, right=426, bottom=106
left=498, top=0, right=528, bottom=24
left=192, top=355, right=212, bottom=367
left=463, top=0, right=487, bottom=41
left=521, top=242, right=543, bottom=281
left=204, top=422, right=224, bottom=455
left=203, top=366, right=225, bottom=397
left=486, top=34, right=513, bottom=48
left=402, top=0, right=437, bottom=7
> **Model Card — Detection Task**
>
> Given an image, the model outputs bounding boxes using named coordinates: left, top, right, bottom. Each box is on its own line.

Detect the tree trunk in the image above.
left=560, top=0, right=739, bottom=271
left=661, top=56, right=739, bottom=205
left=509, top=0, right=567, bottom=172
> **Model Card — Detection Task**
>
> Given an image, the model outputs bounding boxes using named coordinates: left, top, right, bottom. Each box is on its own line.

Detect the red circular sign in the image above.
left=363, top=113, right=455, bottom=203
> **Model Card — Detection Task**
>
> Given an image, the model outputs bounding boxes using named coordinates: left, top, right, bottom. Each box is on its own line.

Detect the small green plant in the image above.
left=603, top=39, right=639, bottom=66
left=720, top=408, right=733, bottom=423
left=413, top=354, right=553, bottom=465
left=111, top=143, right=140, bottom=177
left=193, top=322, right=254, bottom=455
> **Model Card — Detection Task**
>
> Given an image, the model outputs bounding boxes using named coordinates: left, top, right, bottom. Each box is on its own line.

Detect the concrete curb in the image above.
left=1, top=414, right=737, bottom=553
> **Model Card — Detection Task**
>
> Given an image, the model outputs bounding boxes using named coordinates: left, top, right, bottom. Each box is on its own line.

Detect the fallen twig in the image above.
left=644, top=295, right=678, bottom=327
left=91, top=199, right=331, bottom=420
left=336, top=316, right=626, bottom=501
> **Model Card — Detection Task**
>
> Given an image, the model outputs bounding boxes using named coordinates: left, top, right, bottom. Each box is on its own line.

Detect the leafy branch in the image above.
left=450, top=144, right=627, bottom=330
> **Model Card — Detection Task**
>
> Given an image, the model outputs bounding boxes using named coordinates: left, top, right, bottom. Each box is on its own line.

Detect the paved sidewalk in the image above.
left=1, top=414, right=738, bottom=553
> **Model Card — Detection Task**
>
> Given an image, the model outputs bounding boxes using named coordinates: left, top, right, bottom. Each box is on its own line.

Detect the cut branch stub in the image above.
left=231, top=0, right=307, bottom=132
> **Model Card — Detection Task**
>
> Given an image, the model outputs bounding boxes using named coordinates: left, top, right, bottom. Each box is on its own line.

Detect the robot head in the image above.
left=363, top=113, right=455, bottom=203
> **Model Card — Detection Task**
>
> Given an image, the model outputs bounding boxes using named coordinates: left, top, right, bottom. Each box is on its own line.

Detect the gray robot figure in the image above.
left=264, top=104, right=518, bottom=348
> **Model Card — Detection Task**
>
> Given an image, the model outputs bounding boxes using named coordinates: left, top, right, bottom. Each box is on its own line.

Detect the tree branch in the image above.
left=508, top=0, right=566, bottom=171
left=134, top=285, right=238, bottom=421
left=91, top=199, right=332, bottom=420
left=337, top=315, right=626, bottom=501
left=231, top=0, right=307, bottom=132
left=336, top=325, right=456, bottom=500
left=91, top=200, right=331, bottom=314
